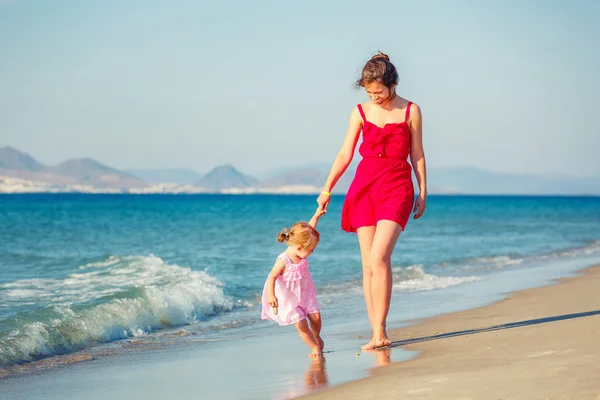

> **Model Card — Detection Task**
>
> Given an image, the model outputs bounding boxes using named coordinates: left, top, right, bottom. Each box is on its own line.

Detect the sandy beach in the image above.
left=1, top=261, right=599, bottom=399
left=304, top=265, right=600, bottom=399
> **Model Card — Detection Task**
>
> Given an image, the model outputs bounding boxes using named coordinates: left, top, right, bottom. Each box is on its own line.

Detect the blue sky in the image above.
left=1, top=0, right=598, bottom=176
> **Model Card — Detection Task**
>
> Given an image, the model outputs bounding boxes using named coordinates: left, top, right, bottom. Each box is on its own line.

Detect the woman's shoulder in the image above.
left=356, top=101, right=370, bottom=110
left=405, top=100, right=421, bottom=121
left=357, top=98, right=419, bottom=111
left=395, top=96, right=415, bottom=107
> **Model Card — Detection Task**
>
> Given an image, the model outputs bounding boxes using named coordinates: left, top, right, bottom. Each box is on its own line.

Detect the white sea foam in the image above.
left=0, top=255, right=233, bottom=366
left=320, top=264, right=480, bottom=297
left=452, top=240, right=600, bottom=272
left=392, top=265, right=480, bottom=292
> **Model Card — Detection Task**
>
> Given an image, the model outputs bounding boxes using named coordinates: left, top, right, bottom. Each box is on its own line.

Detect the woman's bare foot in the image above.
left=361, top=327, right=391, bottom=350
left=360, top=338, right=377, bottom=350
left=361, top=337, right=391, bottom=350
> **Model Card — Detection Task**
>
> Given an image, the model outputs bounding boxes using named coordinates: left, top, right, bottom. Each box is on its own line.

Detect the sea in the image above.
left=1, top=194, right=600, bottom=399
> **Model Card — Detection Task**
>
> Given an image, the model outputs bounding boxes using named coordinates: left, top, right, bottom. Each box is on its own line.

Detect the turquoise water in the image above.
left=1, top=194, right=599, bottom=367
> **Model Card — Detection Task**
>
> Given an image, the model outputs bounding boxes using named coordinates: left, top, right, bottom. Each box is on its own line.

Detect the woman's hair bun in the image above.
left=371, top=51, right=390, bottom=61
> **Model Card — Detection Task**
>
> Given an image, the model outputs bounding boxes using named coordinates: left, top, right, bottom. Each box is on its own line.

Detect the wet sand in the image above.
left=303, top=265, right=600, bottom=399
left=2, top=263, right=599, bottom=399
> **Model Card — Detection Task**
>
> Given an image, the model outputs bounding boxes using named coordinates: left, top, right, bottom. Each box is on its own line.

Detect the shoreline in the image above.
left=303, top=264, right=600, bottom=399
left=1, top=261, right=599, bottom=399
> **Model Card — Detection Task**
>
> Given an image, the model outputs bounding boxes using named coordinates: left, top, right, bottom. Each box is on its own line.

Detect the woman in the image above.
left=317, top=52, right=427, bottom=350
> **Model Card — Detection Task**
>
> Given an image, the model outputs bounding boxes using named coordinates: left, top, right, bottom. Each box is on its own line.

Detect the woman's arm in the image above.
left=308, top=207, right=326, bottom=229
left=409, top=104, right=427, bottom=219
left=317, top=107, right=363, bottom=210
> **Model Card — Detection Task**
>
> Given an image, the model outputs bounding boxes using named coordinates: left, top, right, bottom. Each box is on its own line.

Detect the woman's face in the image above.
left=365, top=82, right=393, bottom=105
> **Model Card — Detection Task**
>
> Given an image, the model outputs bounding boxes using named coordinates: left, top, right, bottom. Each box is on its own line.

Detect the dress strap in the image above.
left=404, top=102, right=412, bottom=122
left=357, top=104, right=366, bottom=121
left=277, top=253, right=291, bottom=265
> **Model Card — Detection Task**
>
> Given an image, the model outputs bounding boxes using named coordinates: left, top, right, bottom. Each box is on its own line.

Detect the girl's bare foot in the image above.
left=314, top=335, right=324, bottom=351
left=309, top=347, right=323, bottom=359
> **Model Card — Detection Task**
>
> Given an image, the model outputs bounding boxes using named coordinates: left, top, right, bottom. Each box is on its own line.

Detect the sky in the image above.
left=1, top=0, right=599, bottom=176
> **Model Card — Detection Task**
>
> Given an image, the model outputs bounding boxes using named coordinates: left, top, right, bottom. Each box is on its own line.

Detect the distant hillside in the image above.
left=260, top=166, right=356, bottom=193
left=260, top=168, right=324, bottom=187
left=257, top=164, right=600, bottom=195
left=0, top=147, right=147, bottom=189
left=197, top=164, right=259, bottom=190
left=0, top=146, right=44, bottom=172
left=428, top=167, right=600, bottom=195
left=258, top=163, right=336, bottom=180
left=3, top=146, right=599, bottom=194
left=46, top=158, right=145, bottom=188
left=126, top=168, right=202, bottom=185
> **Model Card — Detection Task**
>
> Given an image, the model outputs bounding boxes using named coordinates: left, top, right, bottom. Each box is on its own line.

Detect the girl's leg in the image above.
left=295, top=319, right=321, bottom=358
left=368, top=220, right=402, bottom=348
left=357, top=226, right=376, bottom=350
left=307, top=313, right=324, bottom=350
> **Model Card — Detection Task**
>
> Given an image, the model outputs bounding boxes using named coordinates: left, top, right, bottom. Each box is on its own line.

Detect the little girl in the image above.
left=261, top=207, right=326, bottom=358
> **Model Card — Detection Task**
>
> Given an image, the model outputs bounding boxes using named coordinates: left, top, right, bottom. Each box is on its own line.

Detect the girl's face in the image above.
left=365, top=82, right=394, bottom=105
left=296, top=243, right=317, bottom=259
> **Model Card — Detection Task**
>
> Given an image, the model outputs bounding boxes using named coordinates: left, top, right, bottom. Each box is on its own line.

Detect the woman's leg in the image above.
left=368, top=220, right=402, bottom=348
left=356, top=226, right=376, bottom=349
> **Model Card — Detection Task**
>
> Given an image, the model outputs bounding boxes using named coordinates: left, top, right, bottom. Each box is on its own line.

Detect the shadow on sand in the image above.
left=388, top=310, right=600, bottom=348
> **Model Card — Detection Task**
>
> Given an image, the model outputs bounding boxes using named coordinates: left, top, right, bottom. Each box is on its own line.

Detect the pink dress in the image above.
left=341, top=102, right=415, bottom=232
left=261, top=253, right=320, bottom=326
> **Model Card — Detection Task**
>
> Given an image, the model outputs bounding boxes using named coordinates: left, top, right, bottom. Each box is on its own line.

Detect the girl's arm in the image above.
left=317, top=107, right=363, bottom=211
left=409, top=104, right=427, bottom=219
left=266, top=258, right=286, bottom=308
left=308, top=207, right=326, bottom=229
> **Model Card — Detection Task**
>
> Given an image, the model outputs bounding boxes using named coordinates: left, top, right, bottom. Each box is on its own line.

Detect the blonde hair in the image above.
left=277, top=222, right=320, bottom=249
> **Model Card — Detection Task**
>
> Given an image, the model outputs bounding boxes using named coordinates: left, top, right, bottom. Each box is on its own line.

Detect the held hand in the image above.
left=316, top=192, right=331, bottom=213
left=313, top=206, right=326, bottom=219
left=413, top=194, right=427, bottom=219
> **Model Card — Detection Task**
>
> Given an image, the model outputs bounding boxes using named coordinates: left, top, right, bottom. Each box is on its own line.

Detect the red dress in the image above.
left=341, top=102, right=415, bottom=232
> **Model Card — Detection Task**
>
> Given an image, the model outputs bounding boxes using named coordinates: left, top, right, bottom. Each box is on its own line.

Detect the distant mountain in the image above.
left=0, top=146, right=44, bottom=172
left=257, top=164, right=600, bottom=195
left=126, top=168, right=203, bottom=185
left=260, top=168, right=324, bottom=187
left=3, top=146, right=599, bottom=195
left=428, top=166, right=600, bottom=195
left=46, top=158, right=145, bottom=188
left=260, top=166, right=356, bottom=193
left=0, top=147, right=147, bottom=189
left=197, top=164, right=259, bottom=190
left=258, top=163, right=336, bottom=180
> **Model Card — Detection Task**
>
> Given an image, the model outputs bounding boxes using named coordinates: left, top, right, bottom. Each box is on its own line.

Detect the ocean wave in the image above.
left=392, top=265, right=480, bottom=292
left=0, top=255, right=233, bottom=366
left=320, top=264, right=479, bottom=297
left=448, top=240, right=600, bottom=272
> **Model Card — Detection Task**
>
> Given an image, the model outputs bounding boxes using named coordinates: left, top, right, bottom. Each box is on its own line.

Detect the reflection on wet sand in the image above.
left=374, top=348, right=391, bottom=366
left=304, top=356, right=329, bottom=391
left=365, top=347, right=392, bottom=368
